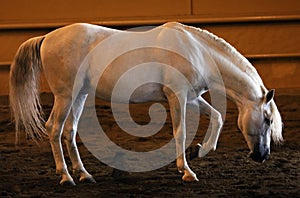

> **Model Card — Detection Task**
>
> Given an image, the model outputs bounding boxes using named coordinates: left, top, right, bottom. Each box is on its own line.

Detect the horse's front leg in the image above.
left=193, top=96, right=223, bottom=158
left=165, top=90, right=198, bottom=182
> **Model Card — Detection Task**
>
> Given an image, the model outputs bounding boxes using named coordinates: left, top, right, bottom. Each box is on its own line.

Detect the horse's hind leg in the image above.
left=46, top=96, right=75, bottom=185
left=63, top=92, right=96, bottom=183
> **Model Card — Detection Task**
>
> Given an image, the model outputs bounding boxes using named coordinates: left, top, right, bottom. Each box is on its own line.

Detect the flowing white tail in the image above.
left=9, top=36, right=47, bottom=143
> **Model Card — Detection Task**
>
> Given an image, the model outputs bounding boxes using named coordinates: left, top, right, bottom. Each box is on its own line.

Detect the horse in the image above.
left=10, top=22, right=283, bottom=185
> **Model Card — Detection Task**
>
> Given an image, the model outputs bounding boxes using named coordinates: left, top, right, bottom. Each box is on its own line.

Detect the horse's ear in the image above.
left=266, top=89, right=275, bottom=104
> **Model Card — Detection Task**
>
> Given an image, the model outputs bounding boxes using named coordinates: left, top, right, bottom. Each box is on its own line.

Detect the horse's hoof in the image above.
left=198, top=145, right=209, bottom=158
left=79, top=176, right=96, bottom=184
left=182, top=174, right=199, bottom=182
left=189, top=144, right=202, bottom=160
left=60, top=179, right=76, bottom=186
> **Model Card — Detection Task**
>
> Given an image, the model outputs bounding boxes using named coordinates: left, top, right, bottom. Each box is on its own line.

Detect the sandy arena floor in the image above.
left=0, top=90, right=299, bottom=197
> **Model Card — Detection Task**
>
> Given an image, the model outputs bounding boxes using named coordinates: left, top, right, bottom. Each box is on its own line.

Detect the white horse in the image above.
left=10, top=22, right=283, bottom=185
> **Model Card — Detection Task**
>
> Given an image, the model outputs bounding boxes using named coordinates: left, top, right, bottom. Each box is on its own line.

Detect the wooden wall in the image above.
left=1, top=0, right=300, bottom=95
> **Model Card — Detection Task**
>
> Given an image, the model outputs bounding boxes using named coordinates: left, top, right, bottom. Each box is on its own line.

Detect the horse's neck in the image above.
left=185, top=25, right=266, bottom=108
left=210, top=47, right=265, bottom=108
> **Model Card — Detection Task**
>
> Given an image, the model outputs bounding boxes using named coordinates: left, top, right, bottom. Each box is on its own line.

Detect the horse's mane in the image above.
left=178, top=23, right=265, bottom=89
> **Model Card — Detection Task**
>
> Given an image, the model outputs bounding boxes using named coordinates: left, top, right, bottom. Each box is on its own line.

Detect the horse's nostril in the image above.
left=249, top=150, right=270, bottom=163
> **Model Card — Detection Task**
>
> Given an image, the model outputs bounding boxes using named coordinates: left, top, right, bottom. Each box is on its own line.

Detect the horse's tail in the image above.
left=9, top=36, right=47, bottom=143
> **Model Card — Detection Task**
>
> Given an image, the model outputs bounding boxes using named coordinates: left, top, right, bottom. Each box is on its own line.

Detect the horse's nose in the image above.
left=249, top=145, right=270, bottom=163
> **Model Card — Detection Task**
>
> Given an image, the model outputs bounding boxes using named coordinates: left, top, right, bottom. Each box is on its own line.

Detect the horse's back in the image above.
left=40, top=23, right=118, bottom=95
left=41, top=23, right=117, bottom=67
left=39, top=22, right=207, bottom=101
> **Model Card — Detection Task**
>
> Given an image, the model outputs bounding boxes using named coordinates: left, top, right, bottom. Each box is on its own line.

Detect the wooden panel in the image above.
left=0, top=29, right=51, bottom=63
left=0, top=0, right=191, bottom=27
left=2, top=22, right=299, bottom=65
left=1, top=0, right=300, bottom=95
left=192, top=0, right=300, bottom=17
left=0, top=69, right=9, bottom=95
left=1, top=22, right=300, bottom=95
left=252, top=58, right=300, bottom=89
left=201, top=22, right=300, bottom=57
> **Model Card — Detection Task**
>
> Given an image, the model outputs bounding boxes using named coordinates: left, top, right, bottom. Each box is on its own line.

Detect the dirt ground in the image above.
left=0, top=90, right=299, bottom=197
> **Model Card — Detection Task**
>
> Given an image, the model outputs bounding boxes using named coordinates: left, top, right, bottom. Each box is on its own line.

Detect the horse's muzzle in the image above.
left=249, top=145, right=270, bottom=163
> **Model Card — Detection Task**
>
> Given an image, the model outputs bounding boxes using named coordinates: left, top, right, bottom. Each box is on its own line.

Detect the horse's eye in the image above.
left=264, top=118, right=272, bottom=126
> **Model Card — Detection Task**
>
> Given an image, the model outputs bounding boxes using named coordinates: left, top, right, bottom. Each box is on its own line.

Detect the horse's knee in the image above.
left=212, top=110, right=223, bottom=127
left=217, top=116, right=223, bottom=129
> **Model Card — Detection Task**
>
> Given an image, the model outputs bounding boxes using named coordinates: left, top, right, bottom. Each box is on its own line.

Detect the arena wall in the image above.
left=1, top=0, right=299, bottom=95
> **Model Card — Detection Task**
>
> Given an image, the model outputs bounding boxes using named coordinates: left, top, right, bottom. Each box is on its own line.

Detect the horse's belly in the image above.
left=96, top=83, right=166, bottom=103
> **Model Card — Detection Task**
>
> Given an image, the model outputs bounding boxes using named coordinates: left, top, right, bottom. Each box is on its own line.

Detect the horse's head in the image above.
left=238, top=89, right=283, bottom=163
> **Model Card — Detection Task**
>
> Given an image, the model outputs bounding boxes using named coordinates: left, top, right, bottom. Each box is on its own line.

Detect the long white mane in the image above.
left=176, top=23, right=265, bottom=92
